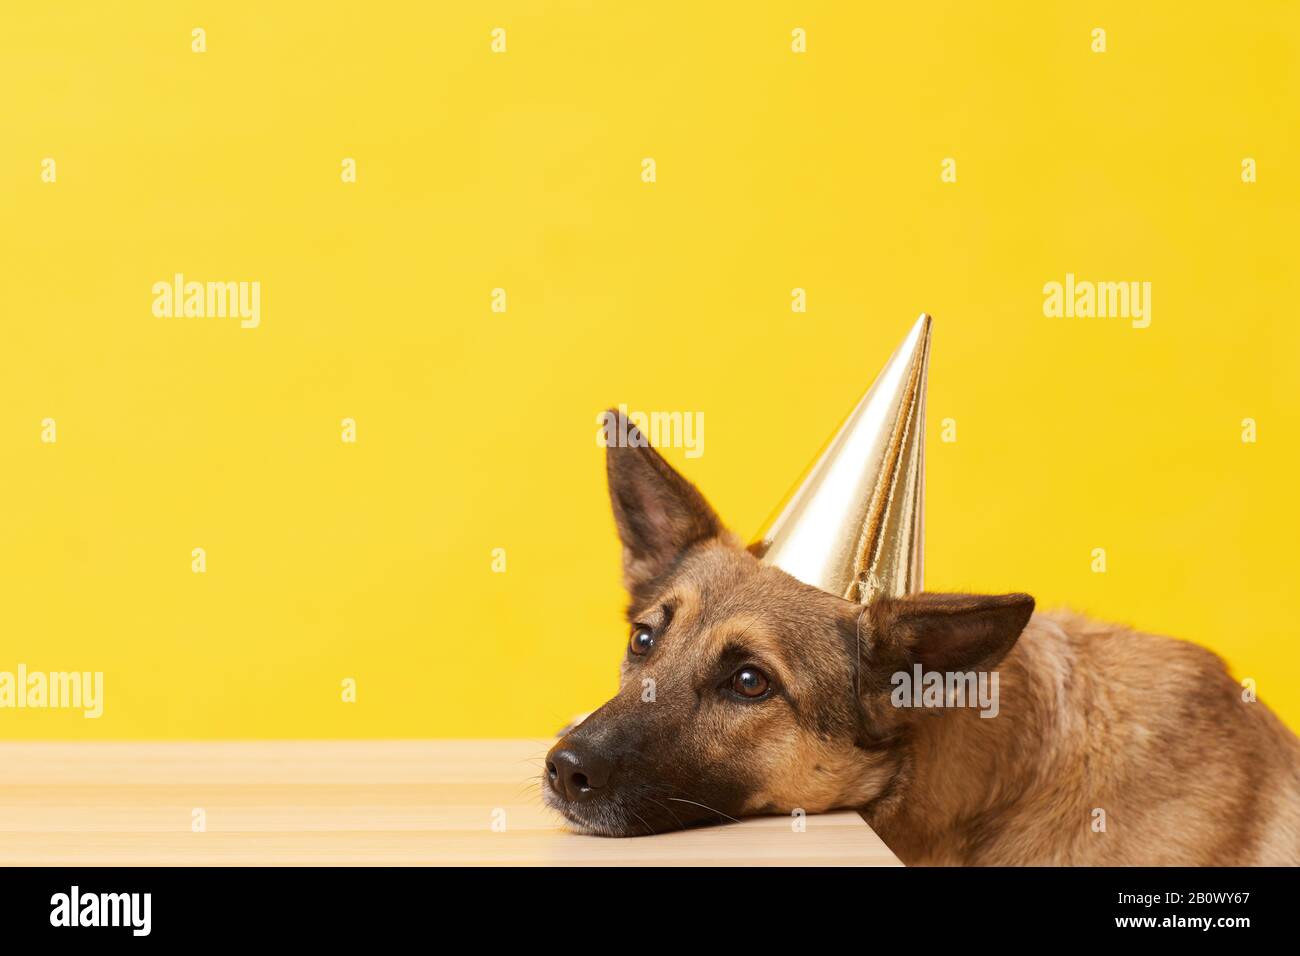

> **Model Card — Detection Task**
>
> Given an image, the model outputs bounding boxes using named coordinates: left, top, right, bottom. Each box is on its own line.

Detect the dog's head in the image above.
left=543, top=415, right=1034, bottom=836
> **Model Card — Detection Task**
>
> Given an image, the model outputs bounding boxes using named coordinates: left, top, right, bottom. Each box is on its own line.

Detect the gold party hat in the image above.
left=753, top=314, right=931, bottom=603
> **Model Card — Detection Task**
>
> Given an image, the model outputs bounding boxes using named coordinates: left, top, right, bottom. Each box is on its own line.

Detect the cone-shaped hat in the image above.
left=752, top=314, right=931, bottom=604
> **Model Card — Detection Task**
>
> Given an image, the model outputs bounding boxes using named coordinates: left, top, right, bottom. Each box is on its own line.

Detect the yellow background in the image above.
left=2, top=2, right=1297, bottom=738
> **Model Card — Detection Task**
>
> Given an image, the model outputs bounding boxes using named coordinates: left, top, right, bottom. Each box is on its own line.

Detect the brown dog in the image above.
left=543, top=419, right=1300, bottom=865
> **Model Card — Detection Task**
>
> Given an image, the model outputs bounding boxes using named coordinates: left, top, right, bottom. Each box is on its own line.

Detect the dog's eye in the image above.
left=629, top=625, right=654, bottom=656
left=730, top=667, right=770, bottom=699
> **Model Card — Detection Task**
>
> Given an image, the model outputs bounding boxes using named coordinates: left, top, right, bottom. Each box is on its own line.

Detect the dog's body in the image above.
left=869, top=609, right=1300, bottom=865
left=543, top=415, right=1300, bottom=865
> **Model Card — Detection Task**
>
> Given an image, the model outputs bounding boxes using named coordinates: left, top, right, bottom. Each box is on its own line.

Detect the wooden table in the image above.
left=0, top=740, right=900, bottom=866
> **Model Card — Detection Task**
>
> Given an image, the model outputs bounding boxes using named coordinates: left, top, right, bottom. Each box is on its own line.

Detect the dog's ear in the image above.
left=603, top=409, right=724, bottom=601
left=865, top=591, right=1035, bottom=674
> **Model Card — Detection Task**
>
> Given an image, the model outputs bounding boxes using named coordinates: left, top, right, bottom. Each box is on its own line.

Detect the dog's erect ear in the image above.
left=866, top=592, right=1035, bottom=673
left=604, top=409, right=724, bottom=601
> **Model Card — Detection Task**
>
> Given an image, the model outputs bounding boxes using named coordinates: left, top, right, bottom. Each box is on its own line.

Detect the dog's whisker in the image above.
left=665, top=796, right=741, bottom=824
left=626, top=806, right=654, bottom=837
left=645, top=795, right=687, bottom=831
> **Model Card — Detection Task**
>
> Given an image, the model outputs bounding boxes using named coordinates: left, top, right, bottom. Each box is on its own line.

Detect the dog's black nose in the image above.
left=545, top=744, right=612, bottom=801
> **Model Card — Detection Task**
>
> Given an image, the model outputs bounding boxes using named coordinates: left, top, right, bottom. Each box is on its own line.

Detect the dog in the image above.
left=543, top=415, right=1300, bottom=865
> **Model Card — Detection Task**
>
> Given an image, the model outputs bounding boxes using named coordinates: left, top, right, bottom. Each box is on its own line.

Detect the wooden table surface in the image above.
left=0, top=740, right=901, bottom=866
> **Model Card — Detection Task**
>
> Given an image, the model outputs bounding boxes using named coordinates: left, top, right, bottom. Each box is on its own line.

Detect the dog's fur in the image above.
left=543, top=417, right=1300, bottom=865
